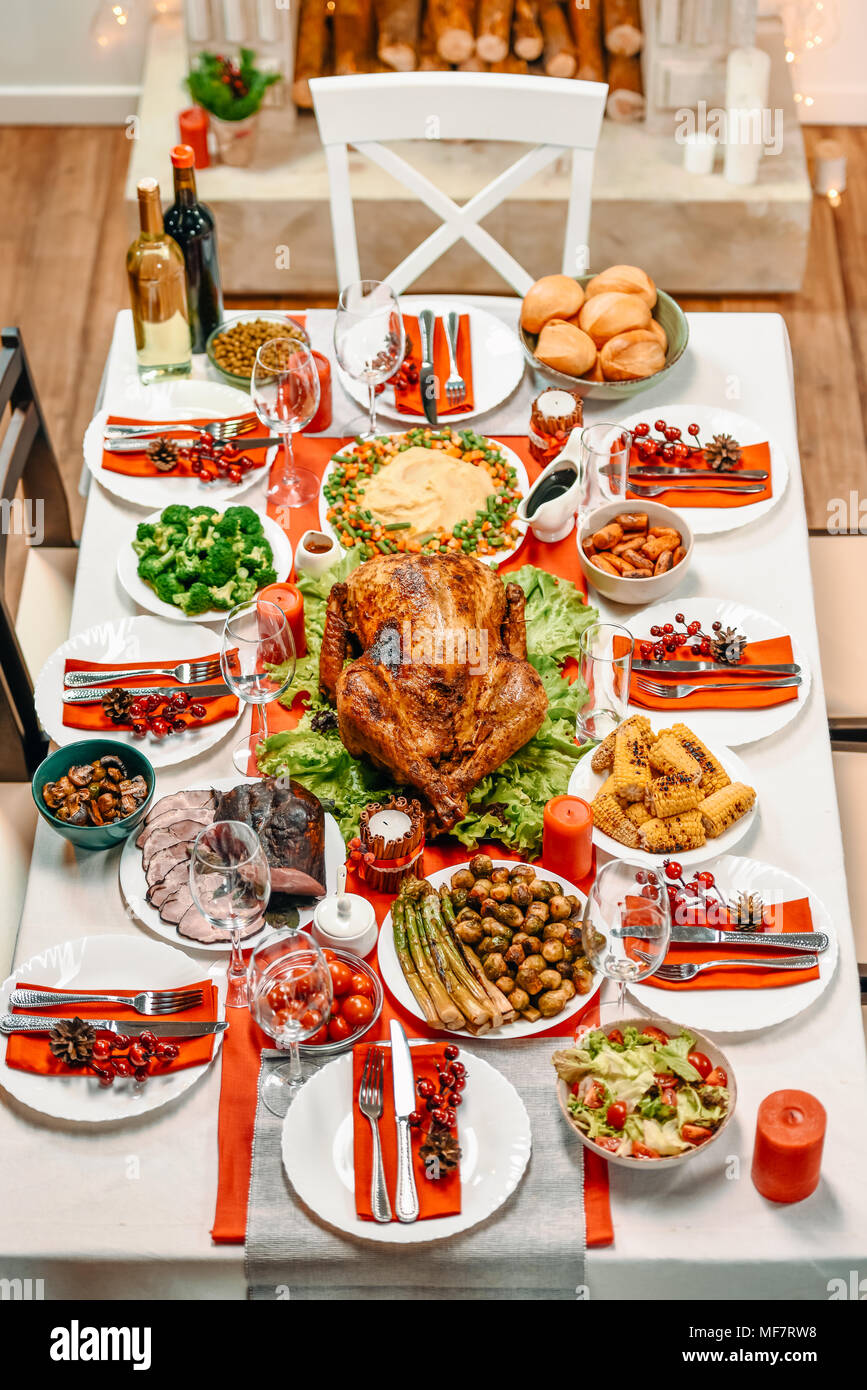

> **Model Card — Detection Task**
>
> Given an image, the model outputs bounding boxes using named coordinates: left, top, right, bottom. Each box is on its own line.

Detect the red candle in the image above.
left=305, top=350, right=332, bottom=433
left=258, top=583, right=306, bottom=659
left=543, top=796, right=593, bottom=882
left=178, top=107, right=210, bottom=169
left=751, top=1090, right=826, bottom=1203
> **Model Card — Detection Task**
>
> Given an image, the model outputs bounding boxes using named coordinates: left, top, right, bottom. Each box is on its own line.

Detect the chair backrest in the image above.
left=0, top=327, right=74, bottom=778
left=310, top=72, right=607, bottom=296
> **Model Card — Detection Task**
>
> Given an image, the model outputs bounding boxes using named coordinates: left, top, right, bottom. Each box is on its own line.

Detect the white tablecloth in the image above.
left=3, top=306, right=866, bottom=1300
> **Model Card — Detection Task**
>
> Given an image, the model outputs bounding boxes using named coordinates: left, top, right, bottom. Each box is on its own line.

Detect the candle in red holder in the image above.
left=258, top=583, right=306, bottom=659
left=543, top=795, right=593, bottom=881
left=178, top=107, right=210, bottom=169
left=751, top=1090, right=826, bottom=1203
left=304, top=350, right=332, bottom=433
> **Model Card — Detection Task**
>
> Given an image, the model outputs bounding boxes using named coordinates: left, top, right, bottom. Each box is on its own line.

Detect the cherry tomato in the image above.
left=321, top=949, right=337, bottom=963
left=632, top=1142, right=661, bottom=1159
left=654, top=1072, right=677, bottom=1088
left=687, top=1051, right=713, bottom=1081
left=300, top=1009, right=322, bottom=1031
left=267, top=982, right=295, bottom=1013
left=349, top=971, right=374, bottom=999
left=584, top=1080, right=606, bottom=1110
left=341, top=995, right=374, bottom=1031
left=327, top=1015, right=352, bottom=1043
left=595, top=1137, right=622, bottom=1154
left=660, top=1086, right=678, bottom=1109
left=704, top=1066, right=728, bottom=1088
left=306, top=1025, right=329, bottom=1046
left=640, top=1025, right=670, bottom=1045
left=606, top=1102, right=627, bottom=1131
left=681, top=1124, right=713, bottom=1145
left=328, top=960, right=353, bottom=997
left=607, top=1028, right=624, bottom=1045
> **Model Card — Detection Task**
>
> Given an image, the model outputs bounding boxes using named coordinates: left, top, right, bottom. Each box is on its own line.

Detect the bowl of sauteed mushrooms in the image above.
left=32, top=739, right=155, bottom=850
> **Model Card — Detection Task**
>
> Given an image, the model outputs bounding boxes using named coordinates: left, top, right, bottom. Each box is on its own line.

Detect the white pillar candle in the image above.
left=367, top=810, right=412, bottom=843
left=725, top=46, right=771, bottom=111
left=723, top=48, right=770, bottom=188
left=813, top=138, right=847, bottom=196
left=683, top=131, right=718, bottom=176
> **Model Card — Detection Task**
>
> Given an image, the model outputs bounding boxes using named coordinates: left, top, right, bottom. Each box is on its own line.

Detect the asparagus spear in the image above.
left=420, top=894, right=494, bottom=1028
left=403, top=900, right=464, bottom=1030
left=392, top=899, right=440, bottom=1027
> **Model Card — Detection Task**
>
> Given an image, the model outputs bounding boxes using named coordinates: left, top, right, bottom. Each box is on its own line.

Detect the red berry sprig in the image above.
left=122, top=690, right=208, bottom=741
left=88, top=1028, right=180, bottom=1087
left=632, top=418, right=703, bottom=464
left=638, top=614, right=732, bottom=663
left=657, top=861, right=728, bottom=925
left=408, top=1042, right=465, bottom=1135
left=183, top=432, right=259, bottom=487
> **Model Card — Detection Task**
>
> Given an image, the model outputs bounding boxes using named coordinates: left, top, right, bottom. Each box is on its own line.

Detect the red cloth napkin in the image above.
left=638, top=898, right=820, bottom=992
left=6, top=979, right=220, bottom=1075
left=628, top=635, right=799, bottom=711
left=101, top=413, right=262, bottom=477
left=626, top=440, right=773, bottom=508
left=61, top=652, right=238, bottom=731
left=392, top=313, right=474, bottom=417
left=352, top=1040, right=461, bottom=1221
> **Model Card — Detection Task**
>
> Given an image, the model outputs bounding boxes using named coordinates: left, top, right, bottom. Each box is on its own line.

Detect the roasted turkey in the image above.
left=319, top=553, right=547, bottom=830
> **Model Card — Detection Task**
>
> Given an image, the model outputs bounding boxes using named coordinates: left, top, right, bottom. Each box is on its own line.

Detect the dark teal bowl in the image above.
left=32, top=739, right=156, bottom=851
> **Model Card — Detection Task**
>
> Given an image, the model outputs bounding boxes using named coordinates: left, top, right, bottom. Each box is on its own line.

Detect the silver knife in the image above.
left=1, top=1014, right=227, bottom=1036
left=417, top=310, right=439, bottom=427
left=63, top=684, right=231, bottom=703
left=389, top=1020, right=420, bottom=1223
left=601, top=463, right=769, bottom=481
left=615, top=927, right=828, bottom=952
left=633, top=660, right=801, bottom=676
left=104, top=436, right=282, bottom=453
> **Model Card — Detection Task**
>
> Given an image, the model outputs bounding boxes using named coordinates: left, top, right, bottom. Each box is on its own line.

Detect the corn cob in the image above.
left=645, top=772, right=705, bottom=818
left=699, top=782, right=756, bottom=837
left=639, top=810, right=706, bottom=854
left=670, top=724, right=731, bottom=795
left=590, top=715, right=651, bottom=773
left=648, top=733, right=701, bottom=782
left=593, top=773, right=618, bottom=801
left=624, top=802, right=652, bottom=827
left=612, top=727, right=651, bottom=802
left=592, top=792, right=642, bottom=848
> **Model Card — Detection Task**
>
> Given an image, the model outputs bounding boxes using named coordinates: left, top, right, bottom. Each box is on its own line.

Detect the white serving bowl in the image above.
left=577, top=499, right=694, bottom=605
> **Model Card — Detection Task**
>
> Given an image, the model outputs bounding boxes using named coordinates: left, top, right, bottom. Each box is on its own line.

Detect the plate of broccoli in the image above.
left=118, top=503, right=292, bottom=623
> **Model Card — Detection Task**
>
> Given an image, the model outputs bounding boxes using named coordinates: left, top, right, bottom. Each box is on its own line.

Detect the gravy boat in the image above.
left=516, top=428, right=586, bottom=542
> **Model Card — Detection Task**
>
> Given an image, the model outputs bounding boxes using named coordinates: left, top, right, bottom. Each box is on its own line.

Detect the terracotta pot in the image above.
left=209, top=112, right=259, bottom=167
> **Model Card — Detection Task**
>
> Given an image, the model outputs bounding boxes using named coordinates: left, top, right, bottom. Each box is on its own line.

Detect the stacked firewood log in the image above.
left=293, top=0, right=645, bottom=120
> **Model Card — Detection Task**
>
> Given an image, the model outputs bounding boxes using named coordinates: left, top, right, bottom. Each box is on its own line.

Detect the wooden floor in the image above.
left=0, top=123, right=864, bottom=540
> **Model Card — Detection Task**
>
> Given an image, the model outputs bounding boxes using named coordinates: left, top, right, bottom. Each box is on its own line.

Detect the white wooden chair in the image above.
left=310, top=72, right=607, bottom=296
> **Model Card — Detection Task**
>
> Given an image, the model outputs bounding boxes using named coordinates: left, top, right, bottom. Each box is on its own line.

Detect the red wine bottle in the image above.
left=164, top=144, right=223, bottom=353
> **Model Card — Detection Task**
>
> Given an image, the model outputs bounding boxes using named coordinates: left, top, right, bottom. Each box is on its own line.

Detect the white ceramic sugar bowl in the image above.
left=312, top=882, right=378, bottom=958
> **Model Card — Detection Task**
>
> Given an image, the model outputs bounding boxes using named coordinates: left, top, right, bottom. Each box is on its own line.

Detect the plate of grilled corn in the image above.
left=568, top=716, right=758, bottom=867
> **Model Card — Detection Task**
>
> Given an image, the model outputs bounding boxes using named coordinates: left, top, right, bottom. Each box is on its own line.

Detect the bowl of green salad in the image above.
left=552, top=1015, right=736, bottom=1168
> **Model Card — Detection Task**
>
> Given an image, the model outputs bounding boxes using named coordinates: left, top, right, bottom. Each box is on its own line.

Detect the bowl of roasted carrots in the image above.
left=577, top=500, right=694, bottom=605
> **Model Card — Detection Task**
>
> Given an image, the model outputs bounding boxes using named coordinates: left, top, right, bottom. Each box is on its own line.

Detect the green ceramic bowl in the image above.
left=32, top=739, right=156, bottom=851
left=519, top=278, right=689, bottom=401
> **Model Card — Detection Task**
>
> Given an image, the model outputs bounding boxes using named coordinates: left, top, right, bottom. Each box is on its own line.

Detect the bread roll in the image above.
left=535, top=319, right=597, bottom=377
left=600, top=329, right=665, bottom=381
left=584, top=264, right=656, bottom=308
left=521, top=274, right=585, bottom=334
left=647, top=318, right=668, bottom=353
left=578, top=290, right=651, bottom=346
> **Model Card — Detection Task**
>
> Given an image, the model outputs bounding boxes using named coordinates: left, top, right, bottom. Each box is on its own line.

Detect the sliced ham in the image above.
left=177, top=901, right=265, bottom=945
left=147, top=861, right=191, bottom=908
left=141, top=820, right=211, bottom=868
left=144, top=844, right=192, bottom=886
left=137, top=807, right=213, bottom=850
left=143, top=789, right=215, bottom=825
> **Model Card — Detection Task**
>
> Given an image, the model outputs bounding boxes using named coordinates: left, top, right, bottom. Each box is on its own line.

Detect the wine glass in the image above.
left=221, top=598, right=295, bottom=776
left=190, top=820, right=271, bottom=1008
left=251, top=337, right=320, bottom=508
left=576, top=620, right=634, bottom=744
left=248, top=930, right=333, bottom=1116
left=580, top=422, right=634, bottom=500
left=333, top=279, right=404, bottom=439
left=580, top=858, right=671, bottom=1020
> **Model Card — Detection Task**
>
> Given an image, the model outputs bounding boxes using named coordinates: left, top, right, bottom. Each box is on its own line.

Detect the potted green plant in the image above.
left=186, top=49, right=280, bottom=167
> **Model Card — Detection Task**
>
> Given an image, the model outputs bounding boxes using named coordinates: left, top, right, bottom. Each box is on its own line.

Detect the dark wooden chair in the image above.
left=0, top=327, right=75, bottom=779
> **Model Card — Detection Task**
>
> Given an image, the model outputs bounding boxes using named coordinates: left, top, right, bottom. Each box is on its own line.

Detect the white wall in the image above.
left=762, top=0, right=867, bottom=124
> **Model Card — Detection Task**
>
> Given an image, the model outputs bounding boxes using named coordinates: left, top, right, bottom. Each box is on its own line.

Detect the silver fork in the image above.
left=358, top=1046, right=392, bottom=1223
left=628, top=480, right=766, bottom=498
left=632, top=948, right=817, bottom=981
left=64, top=659, right=223, bottom=688
left=634, top=674, right=802, bottom=699
left=104, top=415, right=254, bottom=441
left=443, top=312, right=466, bottom=409
left=9, top=987, right=203, bottom=1015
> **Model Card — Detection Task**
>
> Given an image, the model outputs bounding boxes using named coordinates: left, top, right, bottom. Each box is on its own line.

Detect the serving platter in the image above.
left=34, top=615, right=244, bottom=768
left=626, top=855, right=838, bottom=1033
left=378, top=860, right=602, bottom=1039
left=84, top=379, right=265, bottom=510
left=281, top=1040, right=531, bottom=1243
left=600, top=405, right=789, bottom=536
left=626, top=597, right=811, bottom=747
left=119, top=775, right=346, bottom=953
left=334, top=297, right=525, bottom=425
left=318, top=433, right=530, bottom=568
left=0, top=934, right=226, bottom=1124
left=116, top=508, right=292, bottom=625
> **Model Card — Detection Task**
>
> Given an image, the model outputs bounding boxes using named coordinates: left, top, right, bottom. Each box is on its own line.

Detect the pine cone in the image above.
left=49, top=1017, right=95, bottom=1067
left=146, top=437, right=181, bottom=472
left=101, top=687, right=135, bottom=725
left=710, top=626, right=747, bottom=665
left=420, top=1128, right=462, bottom=1176
left=703, top=433, right=742, bottom=472
left=728, top=892, right=765, bottom=928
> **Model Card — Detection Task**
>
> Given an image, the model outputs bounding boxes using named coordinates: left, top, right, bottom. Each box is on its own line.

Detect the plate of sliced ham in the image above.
left=118, top=775, right=345, bottom=952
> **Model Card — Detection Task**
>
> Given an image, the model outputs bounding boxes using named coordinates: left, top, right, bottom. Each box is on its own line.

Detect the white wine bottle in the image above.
left=127, top=178, right=192, bottom=383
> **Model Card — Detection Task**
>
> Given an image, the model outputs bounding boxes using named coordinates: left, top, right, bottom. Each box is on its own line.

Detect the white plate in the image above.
left=84, top=380, right=266, bottom=510
left=116, top=509, right=292, bottom=625
left=34, top=615, right=243, bottom=768
left=318, top=435, right=530, bottom=568
left=335, top=297, right=525, bottom=425
left=119, top=776, right=346, bottom=953
left=567, top=723, right=759, bottom=867
left=628, top=855, right=838, bottom=1033
left=626, top=597, right=811, bottom=746
left=601, top=405, right=789, bottom=536
left=281, top=1041, right=531, bottom=1242
left=378, top=860, right=601, bottom=1038
left=0, top=934, right=225, bottom=1124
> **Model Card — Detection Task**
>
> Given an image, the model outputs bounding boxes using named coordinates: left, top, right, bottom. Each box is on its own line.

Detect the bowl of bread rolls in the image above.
left=519, top=266, right=688, bottom=399
left=577, top=499, right=694, bottom=604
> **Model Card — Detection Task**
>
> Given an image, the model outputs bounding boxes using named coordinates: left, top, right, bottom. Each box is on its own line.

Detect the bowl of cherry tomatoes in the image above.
left=302, top=948, right=384, bottom=1055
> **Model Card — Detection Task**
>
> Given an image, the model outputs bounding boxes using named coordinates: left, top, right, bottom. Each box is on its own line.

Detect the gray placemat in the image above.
left=245, top=1039, right=587, bottom=1300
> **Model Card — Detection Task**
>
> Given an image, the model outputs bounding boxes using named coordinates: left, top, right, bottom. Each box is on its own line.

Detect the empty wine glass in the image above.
left=333, top=279, right=404, bottom=439
left=190, top=820, right=271, bottom=1008
left=576, top=620, right=634, bottom=744
left=581, top=423, right=634, bottom=500
left=221, top=598, right=295, bottom=776
left=248, top=930, right=333, bottom=1115
left=251, top=337, right=320, bottom=508
left=580, top=858, right=671, bottom=1020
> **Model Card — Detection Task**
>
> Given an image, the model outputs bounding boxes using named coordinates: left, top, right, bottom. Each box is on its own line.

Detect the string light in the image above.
left=777, top=0, right=840, bottom=115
